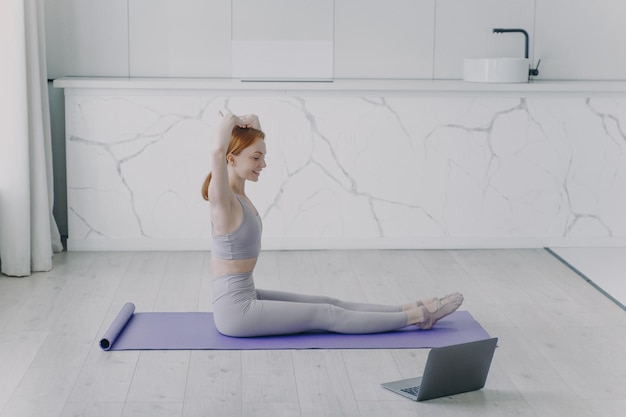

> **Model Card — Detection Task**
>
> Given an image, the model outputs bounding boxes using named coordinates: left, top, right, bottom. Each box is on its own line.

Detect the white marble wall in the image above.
left=64, top=91, right=626, bottom=250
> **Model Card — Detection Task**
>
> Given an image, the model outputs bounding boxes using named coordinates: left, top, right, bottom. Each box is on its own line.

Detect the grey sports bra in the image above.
left=211, top=195, right=262, bottom=260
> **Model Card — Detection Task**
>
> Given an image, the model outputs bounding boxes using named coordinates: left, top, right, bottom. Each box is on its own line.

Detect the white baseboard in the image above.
left=66, top=236, right=626, bottom=252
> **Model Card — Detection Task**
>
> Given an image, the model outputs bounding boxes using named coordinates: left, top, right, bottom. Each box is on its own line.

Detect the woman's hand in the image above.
left=238, top=114, right=261, bottom=130
left=214, top=112, right=262, bottom=152
left=219, top=111, right=261, bottom=130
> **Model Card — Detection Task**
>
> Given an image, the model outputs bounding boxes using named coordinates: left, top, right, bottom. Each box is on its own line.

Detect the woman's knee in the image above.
left=213, top=311, right=251, bottom=337
left=212, top=300, right=249, bottom=337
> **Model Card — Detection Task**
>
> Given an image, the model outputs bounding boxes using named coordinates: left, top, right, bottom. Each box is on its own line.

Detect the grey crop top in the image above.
left=211, top=195, right=262, bottom=260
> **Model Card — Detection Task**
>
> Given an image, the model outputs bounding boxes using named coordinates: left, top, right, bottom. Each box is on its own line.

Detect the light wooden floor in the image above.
left=549, top=247, right=626, bottom=309
left=0, top=249, right=624, bottom=417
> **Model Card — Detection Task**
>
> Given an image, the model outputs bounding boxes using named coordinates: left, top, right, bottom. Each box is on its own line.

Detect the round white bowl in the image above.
left=463, top=58, right=530, bottom=83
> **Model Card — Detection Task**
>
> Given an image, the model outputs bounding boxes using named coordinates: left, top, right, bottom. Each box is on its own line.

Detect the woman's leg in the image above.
left=258, top=289, right=454, bottom=313
left=212, top=273, right=463, bottom=337
left=214, top=296, right=410, bottom=337
left=255, top=288, right=402, bottom=313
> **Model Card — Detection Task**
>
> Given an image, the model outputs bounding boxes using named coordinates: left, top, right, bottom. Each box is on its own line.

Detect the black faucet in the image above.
left=493, top=28, right=540, bottom=78
left=493, top=28, right=529, bottom=58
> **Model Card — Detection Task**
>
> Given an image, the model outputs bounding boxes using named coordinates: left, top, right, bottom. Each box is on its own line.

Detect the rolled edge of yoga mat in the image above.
left=99, top=302, right=136, bottom=350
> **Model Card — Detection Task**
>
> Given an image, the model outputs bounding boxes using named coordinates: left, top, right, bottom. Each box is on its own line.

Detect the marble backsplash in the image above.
left=64, top=92, right=626, bottom=250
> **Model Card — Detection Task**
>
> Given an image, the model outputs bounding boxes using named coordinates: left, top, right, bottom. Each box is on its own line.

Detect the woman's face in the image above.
left=231, top=138, right=267, bottom=182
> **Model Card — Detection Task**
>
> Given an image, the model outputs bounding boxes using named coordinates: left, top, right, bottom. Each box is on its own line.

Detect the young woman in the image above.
left=202, top=112, right=463, bottom=337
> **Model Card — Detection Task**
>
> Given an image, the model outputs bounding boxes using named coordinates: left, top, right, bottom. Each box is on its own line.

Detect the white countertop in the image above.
left=52, top=77, right=626, bottom=96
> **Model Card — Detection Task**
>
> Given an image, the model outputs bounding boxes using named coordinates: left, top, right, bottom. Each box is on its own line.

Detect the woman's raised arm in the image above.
left=207, top=113, right=261, bottom=233
left=207, top=114, right=236, bottom=203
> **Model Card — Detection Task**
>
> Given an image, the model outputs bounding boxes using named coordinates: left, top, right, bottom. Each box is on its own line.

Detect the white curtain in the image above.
left=0, top=0, right=63, bottom=277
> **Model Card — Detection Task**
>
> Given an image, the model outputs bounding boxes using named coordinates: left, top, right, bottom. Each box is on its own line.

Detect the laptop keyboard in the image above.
left=400, top=386, right=420, bottom=396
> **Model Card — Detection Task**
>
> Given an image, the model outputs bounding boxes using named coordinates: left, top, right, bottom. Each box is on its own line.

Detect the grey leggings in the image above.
left=212, top=272, right=409, bottom=337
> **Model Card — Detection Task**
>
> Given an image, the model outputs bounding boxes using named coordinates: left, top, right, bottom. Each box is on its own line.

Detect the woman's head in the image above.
left=225, top=126, right=265, bottom=159
left=202, top=126, right=266, bottom=200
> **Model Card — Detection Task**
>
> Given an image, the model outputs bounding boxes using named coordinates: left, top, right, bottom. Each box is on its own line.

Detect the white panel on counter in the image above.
left=232, top=0, right=333, bottom=41
left=231, top=0, right=334, bottom=80
left=231, top=41, right=333, bottom=80
left=334, top=0, right=435, bottom=79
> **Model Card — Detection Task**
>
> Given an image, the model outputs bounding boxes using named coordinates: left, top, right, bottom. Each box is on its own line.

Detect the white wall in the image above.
left=45, top=0, right=626, bottom=80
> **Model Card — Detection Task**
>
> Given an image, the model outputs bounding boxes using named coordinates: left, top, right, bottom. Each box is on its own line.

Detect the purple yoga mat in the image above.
left=100, top=302, right=490, bottom=351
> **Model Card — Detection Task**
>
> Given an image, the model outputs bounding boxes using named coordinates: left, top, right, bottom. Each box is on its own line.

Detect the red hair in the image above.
left=202, top=126, right=265, bottom=201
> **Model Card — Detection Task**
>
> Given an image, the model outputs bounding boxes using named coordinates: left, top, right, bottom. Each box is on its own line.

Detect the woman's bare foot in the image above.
left=402, top=297, right=439, bottom=312
left=407, top=293, right=464, bottom=330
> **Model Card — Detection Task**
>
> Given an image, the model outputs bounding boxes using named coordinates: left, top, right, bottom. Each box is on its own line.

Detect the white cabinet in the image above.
left=45, top=0, right=129, bottom=78
left=535, top=0, right=626, bottom=80
left=43, top=0, right=626, bottom=82
left=334, top=0, right=435, bottom=79
left=129, top=0, right=231, bottom=77
left=231, top=0, right=334, bottom=80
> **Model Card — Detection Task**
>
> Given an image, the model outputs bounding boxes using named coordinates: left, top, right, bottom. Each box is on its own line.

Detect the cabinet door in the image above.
left=334, top=0, right=435, bottom=79
left=129, top=0, right=231, bottom=77
left=231, top=0, right=334, bottom=80
left=45, top=0, right=129, bottom=78
left=535, top=0, right=626, bottom=80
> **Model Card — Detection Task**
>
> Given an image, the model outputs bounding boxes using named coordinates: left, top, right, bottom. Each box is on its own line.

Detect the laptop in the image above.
left=381, top=337, right=498, bottom=401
